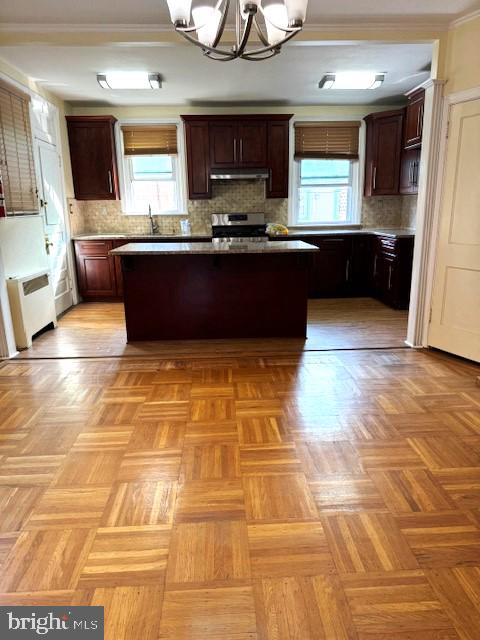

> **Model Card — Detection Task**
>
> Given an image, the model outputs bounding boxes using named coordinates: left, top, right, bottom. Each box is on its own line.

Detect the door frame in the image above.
left=406, top=81, right=480, bottom=349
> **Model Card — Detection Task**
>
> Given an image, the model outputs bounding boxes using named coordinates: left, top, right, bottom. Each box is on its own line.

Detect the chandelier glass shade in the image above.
left=165, top=0, right=308, bottom=61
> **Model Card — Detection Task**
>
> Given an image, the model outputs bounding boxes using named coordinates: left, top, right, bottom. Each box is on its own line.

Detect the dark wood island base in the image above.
left=111, top=241, right=318, bottom=341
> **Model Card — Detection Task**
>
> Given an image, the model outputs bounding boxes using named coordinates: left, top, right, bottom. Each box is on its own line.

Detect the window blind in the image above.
left=122, top=125, right=178, bottom=156
left=294, top=121, right=361, bottom=160
left=0, top=80, right=38, bottom=215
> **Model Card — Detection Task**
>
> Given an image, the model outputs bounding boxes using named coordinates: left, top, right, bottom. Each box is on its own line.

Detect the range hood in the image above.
left=210, top=168, right=270, bottom=180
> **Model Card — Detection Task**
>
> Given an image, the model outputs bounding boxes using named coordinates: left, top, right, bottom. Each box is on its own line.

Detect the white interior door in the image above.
left=428, top=97, right=480, bottom=362
left=37, top=141, right=73, bottom=315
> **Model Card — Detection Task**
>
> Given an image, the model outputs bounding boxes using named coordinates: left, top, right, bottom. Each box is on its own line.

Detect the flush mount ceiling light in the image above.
left=319, top=72, right=385, bottom=90
left=165, top=0, right=308, bottom=61
left=97, top=72, right=163, bottom=89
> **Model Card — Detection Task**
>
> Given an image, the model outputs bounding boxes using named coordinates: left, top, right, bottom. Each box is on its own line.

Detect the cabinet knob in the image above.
left=107, top=170, right=113, bottom=194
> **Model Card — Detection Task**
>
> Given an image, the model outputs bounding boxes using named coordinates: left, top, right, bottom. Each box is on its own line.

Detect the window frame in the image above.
left=288, top=118, right=365, bottom=228
left=115, top=118, right=188, bottom=216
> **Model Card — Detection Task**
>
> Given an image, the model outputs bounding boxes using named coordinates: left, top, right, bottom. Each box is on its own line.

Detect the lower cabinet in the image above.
left=74, top=234, right=413, bottom=308
left=274, top=233, right=413, bottom=309
left=74, top=240, right=117, bottom=300
left=371, top=236, right=414, bottom=309
left=74, top=238, right=209, bottom=301
left=303, top=236, right=352, bottom=297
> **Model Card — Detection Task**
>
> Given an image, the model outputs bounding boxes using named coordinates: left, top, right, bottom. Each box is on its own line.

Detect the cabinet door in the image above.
left=66, top=117, right=118, bottom=200
left=237, top=121, right=267, bottom=167
left=399, top=148, right=421, bottom=195
left=372, top=252, right=396, bottom=305
left=307, top=237, right=352, bottom=297
left=74, top=240, right=117, bottom=299
left=364, top=111, right=403, bottom=196
left=184, top=120, right=210, bottom=199
left=209, top=122, right=237, bottom=168
left=404, top=90, right=425, bottom=149
left=267, top=120, right=289, bottom=198
left=350, top=235, right=373, bottom=295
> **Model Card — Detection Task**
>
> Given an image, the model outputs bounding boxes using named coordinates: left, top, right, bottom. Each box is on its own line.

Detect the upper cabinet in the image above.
left=184, top=119, right=211, bottom=200
left=364, top=109, right=404, bottom=196
left=209, top=120, right=267, bottom=169
left=365, top=90, right=425, bottom=197
left=182, top=115, right=292, bottom=199
left=403, top=88, right=425, bottom=149
left=266, top=119, right=290, bottom=198
left=66, top=115, right=119, bottom=200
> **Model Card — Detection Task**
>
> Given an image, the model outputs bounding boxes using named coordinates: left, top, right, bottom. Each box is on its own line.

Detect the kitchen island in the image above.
left=110, top=241, right=318, bottom=341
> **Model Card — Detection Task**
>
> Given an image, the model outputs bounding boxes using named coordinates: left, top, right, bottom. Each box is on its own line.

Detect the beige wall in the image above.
left=444, top=15, right=480, bottom=95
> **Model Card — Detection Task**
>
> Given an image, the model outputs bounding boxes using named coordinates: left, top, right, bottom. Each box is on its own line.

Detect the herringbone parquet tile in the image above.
left=0, top=348, right=479, bottom=639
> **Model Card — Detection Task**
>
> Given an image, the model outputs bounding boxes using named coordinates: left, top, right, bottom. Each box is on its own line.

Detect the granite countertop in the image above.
left=73, top=233, right=212, bottom=241
left=74, top=228, right=414, bottom=241
left=283, top=228, right=415, bottom=238
left=110, top=241, right=319, bottom=256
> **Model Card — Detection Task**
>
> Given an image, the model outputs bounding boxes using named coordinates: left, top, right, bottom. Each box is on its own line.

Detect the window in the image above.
left=0, top=79, right=38, bottom=215
left=120, top=124, right=184, bottom=215
left=293, top=121, right=361, bottom=226
left=296, top=158, right=356, bottom=225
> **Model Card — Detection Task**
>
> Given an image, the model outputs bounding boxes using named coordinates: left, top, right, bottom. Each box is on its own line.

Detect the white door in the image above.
left=37, top=141, right=73, bottom=315
left=428, top=98, right=480, bottom=362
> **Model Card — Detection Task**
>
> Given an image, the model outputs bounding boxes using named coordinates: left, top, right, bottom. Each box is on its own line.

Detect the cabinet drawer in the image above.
left=375, top=235, right=398, bottom=256
left=75, top=240, right=113, bottom=256
left=309, top=236, right=351, bottom=251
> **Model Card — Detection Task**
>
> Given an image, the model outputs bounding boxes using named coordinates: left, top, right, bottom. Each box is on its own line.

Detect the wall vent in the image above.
left=22, top=274, right=49, bottom=296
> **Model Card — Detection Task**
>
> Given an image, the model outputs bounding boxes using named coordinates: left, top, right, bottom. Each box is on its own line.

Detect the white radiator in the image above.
left=6, top=270, right=57, bottom=349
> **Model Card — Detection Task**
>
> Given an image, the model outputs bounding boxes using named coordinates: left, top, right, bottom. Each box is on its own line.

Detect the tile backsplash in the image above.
left=70, top=180, right=415, bottom=236
left=400, top=194, right=418, bottom=230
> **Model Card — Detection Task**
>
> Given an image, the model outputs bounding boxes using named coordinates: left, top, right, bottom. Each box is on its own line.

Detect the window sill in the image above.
left=289, top=223, right=363, bottom=230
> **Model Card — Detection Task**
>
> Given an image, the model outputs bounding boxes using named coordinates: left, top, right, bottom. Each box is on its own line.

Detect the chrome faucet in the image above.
left=148, top=204, right=159, bottom=235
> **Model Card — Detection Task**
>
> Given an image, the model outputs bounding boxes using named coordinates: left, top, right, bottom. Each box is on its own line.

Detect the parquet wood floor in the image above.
left=15, top=298, right=408, bottom=359
left=0, top=348, right=479, bottom=638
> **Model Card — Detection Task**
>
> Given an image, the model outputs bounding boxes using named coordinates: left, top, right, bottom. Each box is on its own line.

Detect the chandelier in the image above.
left=165, top=0, right=308, bottom=61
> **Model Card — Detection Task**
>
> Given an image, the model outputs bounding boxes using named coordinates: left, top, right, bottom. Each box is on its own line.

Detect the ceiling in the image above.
left=0, top=42, right=432, bottom=106
left=0, top=0, right=479, bottom=25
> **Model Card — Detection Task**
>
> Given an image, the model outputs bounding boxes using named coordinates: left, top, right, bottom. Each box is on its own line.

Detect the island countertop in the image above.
left=110, top=240, right=319, bottom=256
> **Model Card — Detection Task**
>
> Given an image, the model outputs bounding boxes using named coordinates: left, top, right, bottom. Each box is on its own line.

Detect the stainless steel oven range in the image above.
left=211, top=213, right=267, bottom=243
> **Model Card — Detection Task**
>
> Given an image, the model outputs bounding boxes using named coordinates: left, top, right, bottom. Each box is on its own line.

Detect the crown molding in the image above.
left=0, top=23, right=174, bottom=33
left=302, top=21, right=447, bottom=33
left=405, top=78, right=445, bottom=96
left=449, top=8, right=480, bottom=29
left=0, top=20, right=448, bottom=35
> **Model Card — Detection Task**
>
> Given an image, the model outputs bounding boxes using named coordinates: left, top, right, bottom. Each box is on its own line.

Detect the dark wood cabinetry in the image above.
left=184, top=120, right=211, bottom=200
left=399, top=148, right=421, bottom=195
left=209, top=120, right=267, bottom=169
left=182, top=115, right=292, bottom=200
left=66, top=116, right=119, bottom=200
left=303, top=236, right=352, bottom=297
left=74, top=240, right=117, bottom=299
left=75, top=233, right=413, bottom=309
left=403, top=89, right=425, bottom=149
left=74, top=237, right=209, bottom=300
left=364, top=91, right=425, bottom=197
left=271, top=232, right=413, bottom=308
left=364, top=109, right=404, bottom=196
left=372, top=235, right=414, bottom=309
left=209, top=122, right=237, bottom=168
left=266, top=120, right=290, bottom=198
